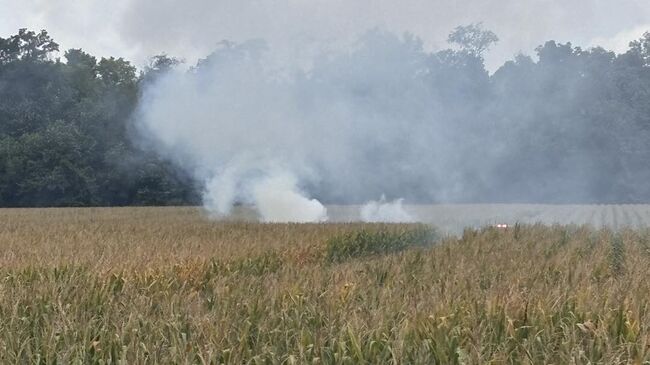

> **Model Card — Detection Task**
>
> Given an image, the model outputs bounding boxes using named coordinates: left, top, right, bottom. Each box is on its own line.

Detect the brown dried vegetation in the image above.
left=0, top=207, right=649, bottom=364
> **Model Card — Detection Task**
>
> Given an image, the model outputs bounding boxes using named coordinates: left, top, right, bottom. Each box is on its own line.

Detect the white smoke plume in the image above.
left=135, top=31, right=439, bottom=222
left=251, top=173, right=328, bottom=222
left=135, top=39, right=331, bottom=222
left=134, top=25, right=649, bottom=217
left=202, top=165, right=326, bottom=222
left=360, top=195, right=415, bottom=223
left=136, top=26, right=637, bottom=220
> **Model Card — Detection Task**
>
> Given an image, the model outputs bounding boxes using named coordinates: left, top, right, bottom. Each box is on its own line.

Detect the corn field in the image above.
left=0, top=207, right=650, bottom=363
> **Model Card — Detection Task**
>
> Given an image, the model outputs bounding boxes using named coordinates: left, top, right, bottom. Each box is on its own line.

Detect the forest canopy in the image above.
left=1, top=26, right=650, bottom=206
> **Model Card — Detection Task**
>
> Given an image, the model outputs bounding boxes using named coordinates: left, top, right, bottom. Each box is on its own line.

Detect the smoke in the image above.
left=135, top=31, right=445, bottom=222
left=250, top=173, right=328, bottom=223
left=361, top=196, right=415, bottom=223
left=6, top=0, right=649, bottom=73
left=134, top=24, right=650, bottom=220
left=200, top=161, right=327, bottom=222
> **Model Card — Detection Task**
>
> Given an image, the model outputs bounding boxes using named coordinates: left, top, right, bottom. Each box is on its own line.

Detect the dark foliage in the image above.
left=0, top=29, right=199, bottom=207
left=1, top=27, right=650, bottom=206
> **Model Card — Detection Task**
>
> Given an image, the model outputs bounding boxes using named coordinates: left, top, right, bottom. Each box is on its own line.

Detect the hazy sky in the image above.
left=1, top=0, right=649, bottom=70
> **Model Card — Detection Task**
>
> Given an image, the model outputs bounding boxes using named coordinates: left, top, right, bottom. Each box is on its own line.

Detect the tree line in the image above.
left=0, top=27, right=649, bottom=206
left=0, top=29, right=198, bottom=206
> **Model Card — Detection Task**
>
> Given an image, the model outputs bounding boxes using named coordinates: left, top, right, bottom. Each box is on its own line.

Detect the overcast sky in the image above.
left=1, top=0, right=649, bottom=70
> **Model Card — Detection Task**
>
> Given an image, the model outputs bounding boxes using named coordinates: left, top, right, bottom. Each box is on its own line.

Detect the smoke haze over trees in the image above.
left=0, top=29, right=198, bottom=206
left=1, top=25, right=650, bottom=207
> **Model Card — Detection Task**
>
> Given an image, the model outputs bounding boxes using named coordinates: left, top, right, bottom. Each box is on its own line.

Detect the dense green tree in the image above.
left=0, top=29, right=199, bottom=207
left=628, top=32, right=650, bottom=66
left=447, top=23, right=499, bottom=58
left=1, top=26, right=650, bottom=206
left=0, top=28, right=58, bottom=64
